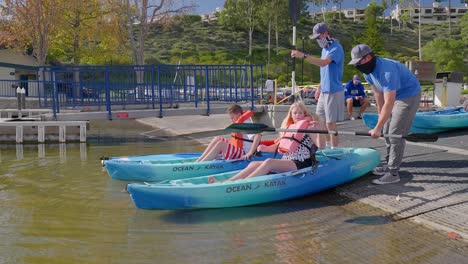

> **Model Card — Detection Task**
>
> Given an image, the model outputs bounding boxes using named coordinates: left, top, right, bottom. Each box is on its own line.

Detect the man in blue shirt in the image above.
left=344, top=74, right=369, bottom=120
left=291, top=23, right=344, bottom=148
left=349, top=44, right=421, bottom=185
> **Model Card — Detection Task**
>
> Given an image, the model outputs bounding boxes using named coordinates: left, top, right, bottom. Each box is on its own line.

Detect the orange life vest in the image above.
left=277, top=118, right=315, bottom=154
left=230, top=110, right=254, bottom=149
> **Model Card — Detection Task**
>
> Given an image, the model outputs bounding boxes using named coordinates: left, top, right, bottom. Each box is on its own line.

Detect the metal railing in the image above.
left=1, top=64, right=265, bottom=119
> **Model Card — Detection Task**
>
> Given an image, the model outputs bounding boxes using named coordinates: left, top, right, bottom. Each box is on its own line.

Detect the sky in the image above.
left=195, top=0, right=467, bottom=15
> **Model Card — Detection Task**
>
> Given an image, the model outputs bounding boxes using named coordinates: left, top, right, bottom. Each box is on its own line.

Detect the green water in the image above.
left=1, top=141, right=466, bottom=264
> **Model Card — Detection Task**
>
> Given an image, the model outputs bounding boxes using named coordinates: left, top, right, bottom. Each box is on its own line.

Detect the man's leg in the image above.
left=323, top=91, right=344, bottom=147
left=357, top=98, right=369, bottom=117
left=346, top=98, right=354, bottom=119
left=386, top=94, right=420, bottom=174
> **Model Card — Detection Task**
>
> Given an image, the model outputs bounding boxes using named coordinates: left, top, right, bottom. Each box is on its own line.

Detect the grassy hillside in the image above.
left=144, top=16, right=463, bottom=86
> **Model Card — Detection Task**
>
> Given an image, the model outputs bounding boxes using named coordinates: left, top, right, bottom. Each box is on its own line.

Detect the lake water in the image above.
left=1, top=121, right=466, bottom=263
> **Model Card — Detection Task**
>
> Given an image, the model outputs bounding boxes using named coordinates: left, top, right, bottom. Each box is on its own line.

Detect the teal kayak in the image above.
left=101, top=152, right=202, bottom=166
left=105, top=151, right=280, bottom=181
left=362, top=106, right=468, bottom=134
left=127, top=148, right=380, bottom=210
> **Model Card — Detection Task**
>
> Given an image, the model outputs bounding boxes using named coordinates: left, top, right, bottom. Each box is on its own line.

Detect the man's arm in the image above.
left=291, top=50, right=332, bottom=67
left=371, top=85, right=384, bottom=113
left=371, top=90, right=396, bottom=138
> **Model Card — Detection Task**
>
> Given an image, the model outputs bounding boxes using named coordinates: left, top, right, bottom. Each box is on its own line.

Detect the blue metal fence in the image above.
left=1, top=64, right=264, bottom=118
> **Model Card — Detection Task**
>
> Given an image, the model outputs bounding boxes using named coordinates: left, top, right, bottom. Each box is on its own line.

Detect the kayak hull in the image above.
left=362, top=107, right=468, bottom=134
left=105, top=152, right=279, bottom=181
left=127, top=148, right=380, bottom=210
left=102, top=152, right=202, bottom=166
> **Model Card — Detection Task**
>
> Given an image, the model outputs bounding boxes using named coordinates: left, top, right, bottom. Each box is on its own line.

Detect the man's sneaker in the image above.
left=372, top=165, right=388, bottom=176
left=357, top=115, right=362, bottom=119
left=372, top=172, right=400, bottom=185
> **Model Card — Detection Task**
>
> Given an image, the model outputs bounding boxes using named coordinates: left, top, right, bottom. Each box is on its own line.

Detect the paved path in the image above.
left=335, top=120, right=468, bottom=240
left=137, top=112, right=468, bottom=240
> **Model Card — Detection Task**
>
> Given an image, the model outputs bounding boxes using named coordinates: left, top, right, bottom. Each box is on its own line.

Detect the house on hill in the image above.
left=0, top=49, right=38, bottom=96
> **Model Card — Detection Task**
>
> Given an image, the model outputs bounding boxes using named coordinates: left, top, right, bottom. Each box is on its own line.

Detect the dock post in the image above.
left=59, top=125, right=66, bottom=143
left=38, top=125, right=45, bottom=143
left=16, top=125, right=23, bottom=143
left=79, top=124, right=87, bottom=142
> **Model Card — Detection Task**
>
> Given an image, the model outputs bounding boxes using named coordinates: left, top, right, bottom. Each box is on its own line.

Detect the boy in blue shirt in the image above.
left=344, top=74, right=369, bottom=120
left=349, top=44, right=421, bottom=185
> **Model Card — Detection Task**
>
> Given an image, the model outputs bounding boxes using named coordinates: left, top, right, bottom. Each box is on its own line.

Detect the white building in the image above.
left=310, top=6, right=375, bottom=22
left=391, top=2, right=468, bottom=24
left=200, top=7, right=223, bottom=22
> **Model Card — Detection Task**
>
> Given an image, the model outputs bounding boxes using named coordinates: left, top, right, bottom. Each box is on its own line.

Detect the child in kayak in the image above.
left=196, top=104, right=262, bottom=162
left=208, top=102, right=326, bottom=182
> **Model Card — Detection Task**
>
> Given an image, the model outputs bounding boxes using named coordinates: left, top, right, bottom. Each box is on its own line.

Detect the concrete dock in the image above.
left=137, top=105, right=468, bottom=240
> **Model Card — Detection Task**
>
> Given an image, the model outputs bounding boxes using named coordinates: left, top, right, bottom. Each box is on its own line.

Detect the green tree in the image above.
left=381, top=0, right=396, bottom=34
left=111, top=0, right=195, bottom=65
left=257, top=0, right=289, bottom=65
left=219, top=0, right=265, bottom=57
left=2, top=0, right=64, bottom=66
left=422, top=38, right=465, bottom=73
left=434, top=0, right=454, bottom=34
left=48, top=0, right=130, bottom=65
left=355, top=1, right=386, bottom=56
left=460, top=10, right=468, bottom=44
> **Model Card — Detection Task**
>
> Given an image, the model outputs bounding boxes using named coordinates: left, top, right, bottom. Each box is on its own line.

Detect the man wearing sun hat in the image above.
left=348, top=44, right=421, bottom=185
left=291, top=22, right=344, bottom=148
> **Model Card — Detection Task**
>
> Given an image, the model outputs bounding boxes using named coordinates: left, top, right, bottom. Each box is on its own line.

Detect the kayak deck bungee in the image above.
left=127, top=147, right=380, bottom=210
left=362, top=107, right=468, bottom=134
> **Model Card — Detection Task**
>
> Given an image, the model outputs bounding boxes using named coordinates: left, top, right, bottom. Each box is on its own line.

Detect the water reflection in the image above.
left=0, top=141, right=467, bottom=263
left=16, top=144, right=23, bottom=160
left=1, top=143, right=88, bottom=162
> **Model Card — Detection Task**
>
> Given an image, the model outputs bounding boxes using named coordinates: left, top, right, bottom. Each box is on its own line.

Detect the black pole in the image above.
left=301, top=36, right=305, bottom=85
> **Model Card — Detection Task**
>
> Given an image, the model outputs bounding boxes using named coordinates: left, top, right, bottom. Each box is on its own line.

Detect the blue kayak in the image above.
left=362, top=106, right=468, bottom=134
left=105, top=151, right=280, bottom=181
left=127, top=147, right=380, bottom=210
left=101, top=152, right=202, bottom=166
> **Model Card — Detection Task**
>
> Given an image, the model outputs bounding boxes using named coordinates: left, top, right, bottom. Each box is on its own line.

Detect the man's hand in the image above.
left=369, top=128, right=381, bottom=139
left=291, top=50, right=305, bottom=59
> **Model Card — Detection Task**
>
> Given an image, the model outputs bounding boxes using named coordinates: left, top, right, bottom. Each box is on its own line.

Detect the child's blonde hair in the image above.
left=280, top=101, right=320, bottom=129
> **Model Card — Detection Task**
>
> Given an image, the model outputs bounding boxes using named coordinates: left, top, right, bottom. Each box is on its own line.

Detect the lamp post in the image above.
left=418, top=0, right=422, bottom=61
left=301, top=36, right=305, bottom=85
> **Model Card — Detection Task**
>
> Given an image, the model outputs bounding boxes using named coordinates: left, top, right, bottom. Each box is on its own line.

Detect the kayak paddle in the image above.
left=225, top=123, right=438, bottom=143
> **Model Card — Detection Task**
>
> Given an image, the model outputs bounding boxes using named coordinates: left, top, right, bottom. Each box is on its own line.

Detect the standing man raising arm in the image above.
left=348, top=44, right=421, bottom=184
left=291, top=22, right=344, bottom=148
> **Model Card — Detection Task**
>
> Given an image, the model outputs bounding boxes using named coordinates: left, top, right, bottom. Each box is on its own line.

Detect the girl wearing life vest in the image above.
left=197, top=104, right=262, bottom=162
left=209, top=102, right=326, bottom=183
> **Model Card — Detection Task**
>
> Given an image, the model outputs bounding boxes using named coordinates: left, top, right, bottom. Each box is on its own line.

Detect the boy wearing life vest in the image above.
left=209, top=102, right=326, bottom=183
left=196, top=104, right=262, bottom=162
